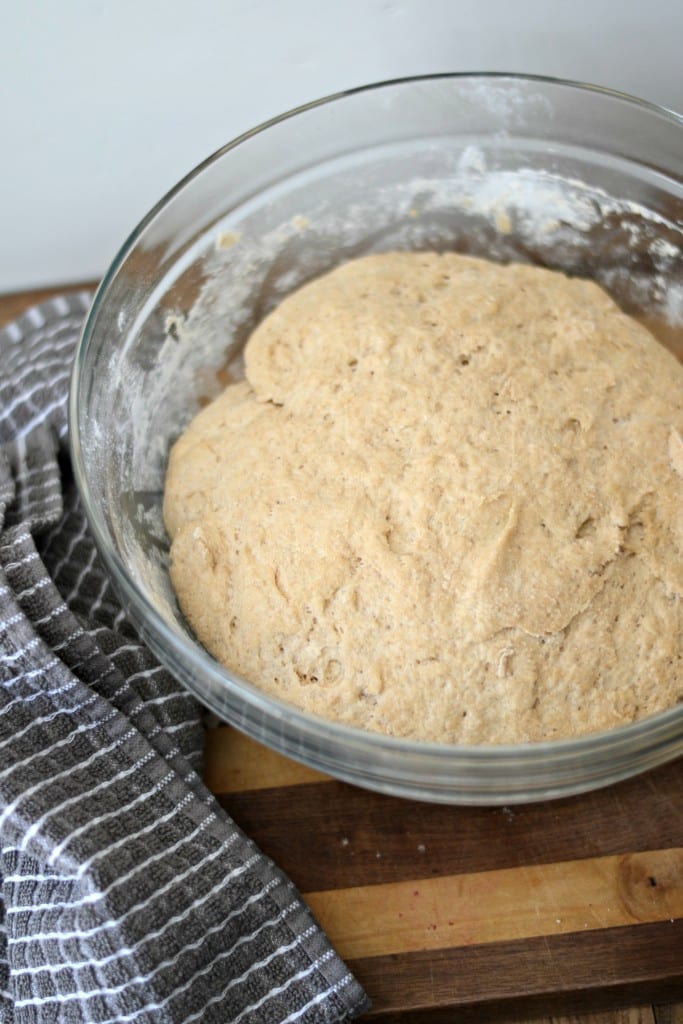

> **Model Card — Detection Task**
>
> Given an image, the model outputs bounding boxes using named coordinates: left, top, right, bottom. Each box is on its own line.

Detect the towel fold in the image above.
left=0, top=294, right=369, bottom=1023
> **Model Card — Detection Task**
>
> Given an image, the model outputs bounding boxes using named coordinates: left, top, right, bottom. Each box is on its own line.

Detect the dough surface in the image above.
left=164, top=252, right=683, bottom=743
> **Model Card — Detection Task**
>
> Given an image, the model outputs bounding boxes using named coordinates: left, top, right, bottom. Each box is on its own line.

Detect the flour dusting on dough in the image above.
left=164, top=252, right=683, bottom=744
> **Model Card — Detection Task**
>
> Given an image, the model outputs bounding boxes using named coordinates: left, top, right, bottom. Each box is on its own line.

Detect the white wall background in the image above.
left=3, top=0, right=682, bottom=292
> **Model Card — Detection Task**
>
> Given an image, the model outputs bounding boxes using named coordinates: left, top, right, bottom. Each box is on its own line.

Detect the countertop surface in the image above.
left=2, top=284, right=683, bottom=1024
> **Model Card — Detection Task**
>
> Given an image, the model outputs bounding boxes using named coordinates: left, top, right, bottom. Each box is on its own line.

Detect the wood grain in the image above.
left=348, top=920, right=683, bottom=1020
left=533, top=1011, right=656, bottom=1024
left=210, top=725, right=683, bottom=1022
left=305, top=849, right=683, bottom=959
left=204, top=725, right=326, bottom=791
left=655, top=1006, right=683, bottom=1024
left=216, top=755, right=683, bottom=892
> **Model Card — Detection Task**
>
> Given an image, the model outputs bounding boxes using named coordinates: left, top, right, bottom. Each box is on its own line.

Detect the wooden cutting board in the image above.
left=204, top=727, right=683, bottom=1022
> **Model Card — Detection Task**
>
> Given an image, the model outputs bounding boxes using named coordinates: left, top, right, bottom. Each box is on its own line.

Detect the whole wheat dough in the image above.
left=163, top=252, right=683, bottom=743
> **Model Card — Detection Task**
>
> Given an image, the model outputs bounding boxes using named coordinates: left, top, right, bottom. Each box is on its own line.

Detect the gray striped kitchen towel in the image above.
left=0, top=294, right=369, bottom=1023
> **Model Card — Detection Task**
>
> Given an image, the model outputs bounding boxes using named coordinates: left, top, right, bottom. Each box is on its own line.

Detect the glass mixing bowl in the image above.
left=70, top=73, right=683, bottom=804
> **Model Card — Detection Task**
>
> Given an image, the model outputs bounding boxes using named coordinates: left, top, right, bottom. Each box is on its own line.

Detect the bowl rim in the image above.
left=78, top=69, right=683, bottom=328
left=69, top=70, right=683, bottom=787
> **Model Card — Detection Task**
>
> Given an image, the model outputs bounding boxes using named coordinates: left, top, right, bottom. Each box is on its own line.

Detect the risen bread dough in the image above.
left=164, top=252, right=683, bottom=743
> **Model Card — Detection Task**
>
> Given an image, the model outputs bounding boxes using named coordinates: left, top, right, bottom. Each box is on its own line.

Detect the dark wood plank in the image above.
left=217, top=757, right=683, bottom=892
left=350, top=920, right=683, bottom=1020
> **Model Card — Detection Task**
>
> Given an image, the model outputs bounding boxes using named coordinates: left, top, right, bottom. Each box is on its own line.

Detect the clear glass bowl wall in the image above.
left=71, top=74, right=683, bottom=804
